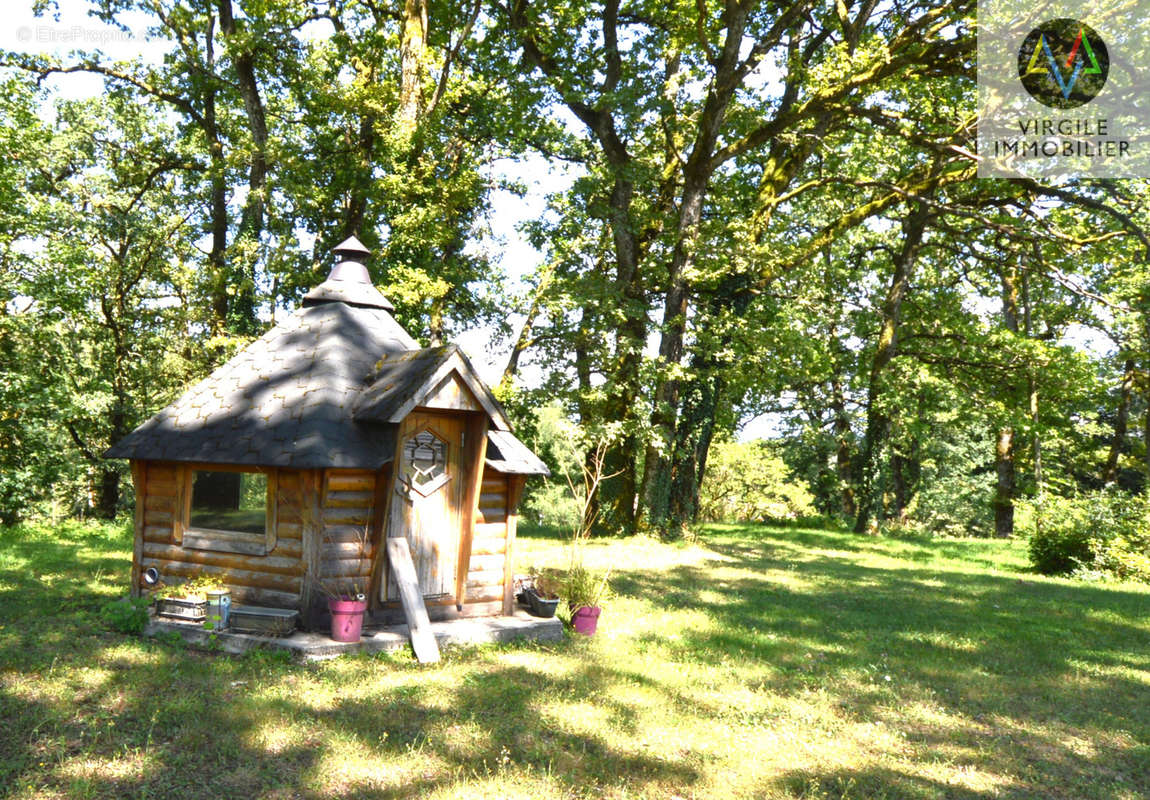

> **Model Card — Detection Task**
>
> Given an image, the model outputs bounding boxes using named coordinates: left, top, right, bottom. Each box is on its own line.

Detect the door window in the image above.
left=400, top=430, right=449, bottom=496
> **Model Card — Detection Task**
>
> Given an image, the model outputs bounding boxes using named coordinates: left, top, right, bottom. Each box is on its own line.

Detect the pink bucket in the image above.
left=328, top=597, right=368, bottom=642
left=571, top=605, right=601, bottom=636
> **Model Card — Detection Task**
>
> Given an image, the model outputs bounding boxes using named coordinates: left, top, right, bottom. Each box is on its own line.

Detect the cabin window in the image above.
left=180, top=467, right=276, bottom=556
left=399, top=430, right=449, bottom=496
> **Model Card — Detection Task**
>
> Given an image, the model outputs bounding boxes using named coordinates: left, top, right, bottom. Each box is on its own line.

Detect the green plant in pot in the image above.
left=521, top=567, right=560, bottom=618
left=561, top=562, right=611, bottom=635
left=552, top=436, right=616, bottom=635
left=154, top=574, right=227, bottom=624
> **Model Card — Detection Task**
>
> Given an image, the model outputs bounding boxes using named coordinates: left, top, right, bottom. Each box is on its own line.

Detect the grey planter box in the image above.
left=228, top=606, right=299, bottom=637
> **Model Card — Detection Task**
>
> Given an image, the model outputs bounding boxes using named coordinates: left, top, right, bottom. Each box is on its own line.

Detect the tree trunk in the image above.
left=217, top=0, right=267, bottom=335
left=1145, top=376, right=1150, bottom=484
left=854, top=201, right=931, bottom=533
left=994, top=427, right=1015, bottom=537
left=891, top=452, right=908, bottom=522
left=203, top=16, right=229, bottom=332
left=667, top=362, right=719, bottom=536
left=1103, top=358, right=1136, bottom=484
left=639, top=2, right=758, bottom=533
left=593, top=176, right=645, bottom=536
left=1022, top=262, right=1041, bottom=496
left=994, top=259, right=1021, bottom=538
left=573, top=308, right=603, bottom=532
left=399, top=0, right=428, bottom=127
left=343, top=110, right=376, bottom=239
left=500, top=263, right=556, bottom=389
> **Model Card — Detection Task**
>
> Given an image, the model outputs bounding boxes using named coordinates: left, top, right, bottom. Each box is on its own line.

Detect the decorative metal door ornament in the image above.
left=398, top=429, right=449, bottom=497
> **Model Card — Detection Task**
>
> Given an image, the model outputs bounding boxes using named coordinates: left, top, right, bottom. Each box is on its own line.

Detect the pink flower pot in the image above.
left=328, top=597, right=368, bottom=642
left=571, top=605, right=601, bottom=636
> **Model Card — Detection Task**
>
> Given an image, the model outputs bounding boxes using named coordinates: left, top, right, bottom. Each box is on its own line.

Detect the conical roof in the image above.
left=104, top=302, right=417, bottom=468
left=106, top=239, right=414, bottom=468
left=105, top=234, right=548, bottom=474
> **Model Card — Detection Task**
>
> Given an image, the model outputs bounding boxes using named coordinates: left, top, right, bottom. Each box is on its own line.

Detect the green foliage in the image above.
left=154, top=574, right=227, bottom=601
left=698, top=439, right=816, bottom=523
left=1024, top=491, right=1150, bottom=581
left=519, top=402, right=585, bottom=530
left=99, top=596, right=151, bottom=635
left=904, top=420, right=996, bottom=537
left=1025, top=496, right=1094, bottom=575
left=552, top=563, right=611, bottom=611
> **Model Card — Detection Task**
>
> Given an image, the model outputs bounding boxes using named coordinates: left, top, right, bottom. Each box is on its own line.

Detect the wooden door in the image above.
left=385, top=412, right=465, bottom=600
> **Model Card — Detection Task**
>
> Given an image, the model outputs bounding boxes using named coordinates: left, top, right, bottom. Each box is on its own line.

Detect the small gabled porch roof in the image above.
left=353, top=345, right=512, bottom=431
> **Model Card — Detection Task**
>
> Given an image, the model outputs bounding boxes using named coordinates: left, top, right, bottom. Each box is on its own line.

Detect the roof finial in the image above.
left=333, top=235, right=371, bottom=261
left=301, top=232, right=395, bottom=310
left=327, top=235, right=372, bottom=284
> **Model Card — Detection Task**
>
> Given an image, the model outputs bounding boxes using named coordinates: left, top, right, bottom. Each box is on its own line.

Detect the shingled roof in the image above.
left=354, top=345, right=511, bottom=431
left=105, top=236, right=548, bottom=475
left=104, top=302, right=415, bottom=468
left=486, top=430, right=549, bottom=475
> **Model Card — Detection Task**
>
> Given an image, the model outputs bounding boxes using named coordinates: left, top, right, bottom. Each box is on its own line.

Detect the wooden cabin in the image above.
left=105, top=237, right=548, bottom=628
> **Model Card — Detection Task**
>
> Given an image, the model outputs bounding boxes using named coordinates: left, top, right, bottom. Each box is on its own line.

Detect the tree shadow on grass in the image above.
left=1, top=629, right=698, bottom=799
left=772, top=766, right=999, bottom=800
left=611, top=527, right=1150, bottom=799
left=3, top=522, right=1147, bottom=799
left=318, top=659, right=697, bottom=798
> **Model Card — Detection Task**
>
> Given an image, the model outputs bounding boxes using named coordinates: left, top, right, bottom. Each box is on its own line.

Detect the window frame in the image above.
left=176, top=464, right=278, bottom=556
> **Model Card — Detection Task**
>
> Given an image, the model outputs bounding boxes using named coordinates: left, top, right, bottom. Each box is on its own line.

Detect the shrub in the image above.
left=1025, top=490, right=1150, bottom=581
left=519, top=402, right=585, bottom=530
left=100, top=596, right=151, bottom=635
left=699, top=439, right=816, bottom=523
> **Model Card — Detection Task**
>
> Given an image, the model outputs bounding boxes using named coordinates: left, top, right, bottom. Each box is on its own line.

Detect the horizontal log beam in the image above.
left=470, top=536, right=506, bottom=555
left=143, top=541, right=303, bottom=575
left=474, top=521, right=507, bottom=538
left=144, top=525, right=171, bottom=543
left=323, top=507, right=372, bottom=526
left=322, top=540, right=374, bottom=559
left=465, top=586, right=504, bottom=603
left=466, top=569, right=504, bottom=588
left=324, top=490, right=374, bottom=509
left=468, top=554, right=505, bottom=573
left=326, top=472, right=375, bottom=492
left=147, top=466, right=177, bottom=483
left=142, top=558, right=302, bottom=593
left=144, top=510, right=173, bottom=526
left=276, top=522, right=302, bottom=539
left=271, top=539, right=302, bottom=559
left=146, top=481, right=179, bottom=498
left=319, top=558, right=373, bottom=579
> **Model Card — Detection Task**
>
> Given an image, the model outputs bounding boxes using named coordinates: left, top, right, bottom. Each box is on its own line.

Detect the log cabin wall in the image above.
left=317, top=469, right=380, bottom=600
left=130, top=460, right=523, bottom=621
left=133, top=460, right=307, bottom=609
left=466, top=468, right=511, bottom=611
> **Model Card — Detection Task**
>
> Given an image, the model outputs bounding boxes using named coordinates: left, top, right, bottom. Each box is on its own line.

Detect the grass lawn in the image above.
left=1, top=519, right=1148, bottom=799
